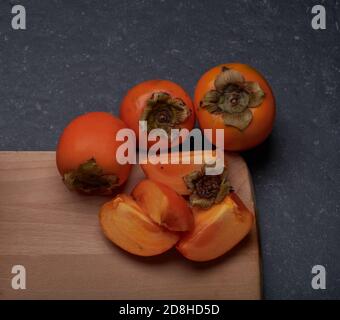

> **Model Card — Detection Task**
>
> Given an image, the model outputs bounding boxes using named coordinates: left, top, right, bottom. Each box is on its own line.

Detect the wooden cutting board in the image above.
left=0, top=151, right=261, bottom=300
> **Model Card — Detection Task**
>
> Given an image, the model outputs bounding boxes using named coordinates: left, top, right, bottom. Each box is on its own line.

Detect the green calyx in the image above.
left=200, top=66, right=265, bottom=131
left=183, top=165, right=233, bottom=209
left=140, top=92, right=191, bottom=136
left=63, top=158, right=119, bottom=195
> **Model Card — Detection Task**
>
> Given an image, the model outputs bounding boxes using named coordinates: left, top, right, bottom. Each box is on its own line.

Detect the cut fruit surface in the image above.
left=132, top=179, right=194, bottom=232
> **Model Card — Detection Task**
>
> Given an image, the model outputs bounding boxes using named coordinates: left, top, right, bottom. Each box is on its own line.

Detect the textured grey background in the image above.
left=0, top=0, right=339, bottom=299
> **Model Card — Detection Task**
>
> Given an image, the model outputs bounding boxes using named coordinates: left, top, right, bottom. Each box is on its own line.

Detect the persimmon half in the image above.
left=141, top=150, right=227, bottom=197
left=56, top=112, right=132, bottom=195
left=120, top=80, right=195, bottom=149
left=194, top=63, right=275, bottom=151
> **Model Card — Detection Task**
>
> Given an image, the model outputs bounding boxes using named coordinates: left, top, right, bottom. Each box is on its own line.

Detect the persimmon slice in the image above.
left=176, top=193, right=253, bottom=262
left=132, top=179, right=194, bottom=232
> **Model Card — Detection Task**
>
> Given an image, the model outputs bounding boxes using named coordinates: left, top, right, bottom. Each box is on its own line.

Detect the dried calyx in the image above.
left=183, top=165, right=233, bottom=209
left=140, top=92, right=191, bottom=136
left=63, top=158, right=119, bottom=195
left=200, top=66, right=265, bottom=130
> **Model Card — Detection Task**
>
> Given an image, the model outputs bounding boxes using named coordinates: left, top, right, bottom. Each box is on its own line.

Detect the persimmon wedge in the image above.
left=141, top=150, right=225, bottom=195
left=132, top=179, right=194, bottom=232
left=99, top=194, right=179, bottom=257
left=177, top=193, right=253, bottom=262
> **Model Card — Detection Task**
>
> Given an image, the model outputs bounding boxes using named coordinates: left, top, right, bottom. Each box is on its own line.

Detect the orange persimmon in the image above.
left=56, top=112, right=132, bottom=195
left=194, top=63, right=275, bottom=151
left=141, top=150, right=226, bottom=195
left=120, top=80, right=195, bottom=149
left=177, top=193, right=253, bottom=262
left=132, top=179, right=194, bottom=232
left=99, top=194, right=179, bottom=257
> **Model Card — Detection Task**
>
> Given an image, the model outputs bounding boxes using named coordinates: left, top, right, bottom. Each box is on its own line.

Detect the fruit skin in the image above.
left=141, top=150, right=226, bottom=195
left=132, top=179, right=194, bottom=232
left=99, top=194, right=180, bottom=257
left=194, top=63, right=275, bottom=151
left=176, top=193, right=253, bottom=262
left=56, top=112, right=132, bottom=194
left=120, top=80, right=195, bottom=148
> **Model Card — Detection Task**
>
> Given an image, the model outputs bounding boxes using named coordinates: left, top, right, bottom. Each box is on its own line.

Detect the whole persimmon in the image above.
left=120, top=80, right=195, bottom=149
left=194, top=63, right=275, bottom=151
left=56, top=112, right=132, bottom=195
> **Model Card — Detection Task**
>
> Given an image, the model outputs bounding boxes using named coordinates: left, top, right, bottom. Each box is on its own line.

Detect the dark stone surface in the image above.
left=0, top=0, right=339, bottom=299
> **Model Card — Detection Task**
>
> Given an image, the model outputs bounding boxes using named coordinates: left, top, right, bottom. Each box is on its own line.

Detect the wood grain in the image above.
left=0, top=151, right=261, bottom=299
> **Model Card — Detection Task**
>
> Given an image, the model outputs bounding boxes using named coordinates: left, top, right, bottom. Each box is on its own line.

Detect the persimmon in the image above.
left=194, top=63, right=275, bottom=151
left=132, top=179, right=194, bottom=232
left=99, top=194, right=179, bottom=257
left=56, top=112, right=132, bottom=195
left=99, top=178, right=194, bottom=257
left=141, top=150, right=227, bottom=199
left=177, top=193, right=253, bottom=262
left=120, top=80, right=195, bottom=149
